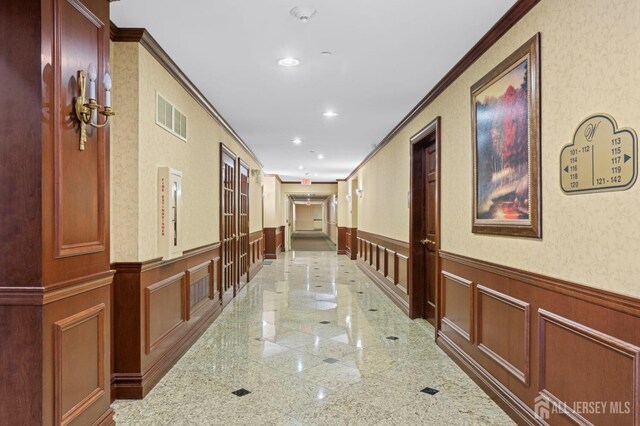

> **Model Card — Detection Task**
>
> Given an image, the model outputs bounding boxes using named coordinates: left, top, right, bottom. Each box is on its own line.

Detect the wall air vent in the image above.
left=156, top=92, right=187, bottom=141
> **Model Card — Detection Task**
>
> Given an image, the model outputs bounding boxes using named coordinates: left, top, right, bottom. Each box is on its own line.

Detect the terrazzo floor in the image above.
left=112, top=251, right=514, bottom=425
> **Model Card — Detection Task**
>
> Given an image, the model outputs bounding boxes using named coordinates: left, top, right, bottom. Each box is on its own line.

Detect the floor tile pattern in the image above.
left=112, top=251, right=514, bottom=425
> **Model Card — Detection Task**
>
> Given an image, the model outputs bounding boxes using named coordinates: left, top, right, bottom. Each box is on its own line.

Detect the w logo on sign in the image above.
left=534, top=395, right=550, bottom=421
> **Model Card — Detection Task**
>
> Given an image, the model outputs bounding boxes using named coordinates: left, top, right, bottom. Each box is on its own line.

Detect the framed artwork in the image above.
left=471, top=33, right=541, bottom=238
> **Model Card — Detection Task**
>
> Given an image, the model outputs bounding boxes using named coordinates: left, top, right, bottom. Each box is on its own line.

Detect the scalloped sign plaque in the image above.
left=560, top=114, right=637, bottom=194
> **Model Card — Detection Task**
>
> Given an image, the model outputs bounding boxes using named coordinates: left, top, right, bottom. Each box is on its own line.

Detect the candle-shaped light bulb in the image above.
left=87, top=63, right=97, bottom=100
left=103, top=72, right=112, bottom=108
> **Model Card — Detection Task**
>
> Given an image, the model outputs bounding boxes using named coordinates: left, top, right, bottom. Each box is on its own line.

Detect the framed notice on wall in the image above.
left=560, top=114, right=637, bottom=194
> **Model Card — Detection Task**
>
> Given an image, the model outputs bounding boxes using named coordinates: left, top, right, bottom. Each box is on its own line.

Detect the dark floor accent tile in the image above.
left=358, top=291, right=364, bottom=294
left=386, top=336, right=399, bottom=341
left=368, top=309, right=378, bottom=312
left=255, top=337, right=263, bottom=341
left=316, top=285, right=322, bottom=288
left=350, top=280, right=356, bottom=282
left=323, top=358, right=339, bottom=364
left=319, top=321, right=331, bottom=324
left=232, top=388, right=251, bottom=397
left=421, top=387, right=439, bottom=395
left=263, top=261, right=273, bottom=265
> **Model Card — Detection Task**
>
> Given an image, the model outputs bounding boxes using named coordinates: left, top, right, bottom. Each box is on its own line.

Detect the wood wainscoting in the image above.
left=111, top=244, right=222, bottom=399
left=438, top=251, right=640, bottom=425
left=249, top=230, right=265, bottom=280
left=0, top=0, right=115, bottom=424
left=345, top=228, right=358, bottom=260
left=337, top=227, right=348, bottom=255
left=355, top=231, right=410, bottom=316
left=264, top=226, right=285, bottom=259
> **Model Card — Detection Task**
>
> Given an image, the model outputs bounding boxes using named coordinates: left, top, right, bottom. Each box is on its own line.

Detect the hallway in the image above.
left=112, top=252, right=513, bottom=425
left=291, top=231, right=337, bottom=252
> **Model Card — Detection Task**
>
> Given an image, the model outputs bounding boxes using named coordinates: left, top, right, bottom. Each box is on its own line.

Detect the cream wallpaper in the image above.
left=110, top=42, right=140, bottom=261
left=111, top=43, right=263, bottom=262
left=262, top=176, right=282, bottom=228
left=354, top=0, right=640, bottom=297
left=337, top=181, right=349, bottom=227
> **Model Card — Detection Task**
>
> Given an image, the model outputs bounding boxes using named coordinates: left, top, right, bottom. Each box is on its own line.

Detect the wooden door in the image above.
left=237, top=159, right=250, bottom=289
left=422, top=140, right=438, bottom=323
left=409, top=117, right=440, bottom=326
left=221, top=145, right=237, bottom=306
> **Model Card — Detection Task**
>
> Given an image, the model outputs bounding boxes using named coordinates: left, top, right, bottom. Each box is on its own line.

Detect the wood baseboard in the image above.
left=93, top=407, right=116, bottom=426
left=437, top=332, right=538, bottom=425
left=113, top=301, right=222, bottom=399
left=357, top=259, right=409, bottom=316
left=249, top=261, right=263, bottom=281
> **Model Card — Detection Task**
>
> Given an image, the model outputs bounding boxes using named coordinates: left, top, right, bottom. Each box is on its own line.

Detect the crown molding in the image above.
left=110, top=22, right=263, bottom=168
left=346, top=0, right=541, bottom=180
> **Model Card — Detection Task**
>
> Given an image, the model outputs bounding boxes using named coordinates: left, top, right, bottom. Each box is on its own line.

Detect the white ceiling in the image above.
left=111, top=0, right=516, bottom=181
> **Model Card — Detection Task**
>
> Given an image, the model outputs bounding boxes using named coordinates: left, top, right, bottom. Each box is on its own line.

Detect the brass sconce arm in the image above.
left=73, top=68, right=115, bottom=151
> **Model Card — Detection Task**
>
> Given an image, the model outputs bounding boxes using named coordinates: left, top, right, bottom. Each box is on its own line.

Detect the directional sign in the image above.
left=560, top=114, right=637, bottom=194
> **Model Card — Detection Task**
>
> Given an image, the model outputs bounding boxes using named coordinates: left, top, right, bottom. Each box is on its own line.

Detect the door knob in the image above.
left=420, top=238, right=435, bottom=245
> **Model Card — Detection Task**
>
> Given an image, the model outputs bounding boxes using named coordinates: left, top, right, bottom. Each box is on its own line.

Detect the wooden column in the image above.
left=0, top=0, right=114, bottom=424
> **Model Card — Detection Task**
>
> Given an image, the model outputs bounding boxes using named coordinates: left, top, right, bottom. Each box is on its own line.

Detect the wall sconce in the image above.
left=74, top=63, right=115, bottom=151
left=356, top=188, right=364, bottom=198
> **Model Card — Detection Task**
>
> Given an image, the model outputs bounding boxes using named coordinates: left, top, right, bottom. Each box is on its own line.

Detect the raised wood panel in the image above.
left=263, top=227, right=278, bottom=260
left=356, top=231, right=410, bottom=315
left=145, top=273, right=186, bottom=354
left=337, top=227, right=347, bottom=254
left=112, top=244, right=222, bottom=399
left=212, top=256, right=221, bottom=302
left=397, top=253, right=409, bottom=294
left=539, top=309, right=640, bottom=425
left=477, top=284, right=530, bottom=385
left=438, top=252, right=640, bottom=425
left=55, top=0, right=107, bottom=257
left=345, top=228, right=358, bottom=260
left=385, top=249, right=396, bottom=285
left=442, top=271, right=472, bottom=342
left=248, top=230, right=264, bottom=280
left=0, top=0, right=113, bottom=424
left=371, top=243, right=378, bottom=268
left=54, top=303, right=105, bottom=426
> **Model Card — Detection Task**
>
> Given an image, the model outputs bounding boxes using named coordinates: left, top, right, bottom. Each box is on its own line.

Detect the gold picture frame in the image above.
left=471, top=33, right=541, bottom=238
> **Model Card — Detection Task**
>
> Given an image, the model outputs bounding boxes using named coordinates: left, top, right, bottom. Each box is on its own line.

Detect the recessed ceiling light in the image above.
left=320, top=51, right=332, bottom=56
left=314, top=173, right=318, bottom=177
left=292, top=138, right=303, bottom=145
left=290, top=6, right=317, bottom=23
left=317, top=154, right=324, bottom=160
left=299, top=165, right=304, bottom=170
left=323, top=111, right=338, bottom=118
left=278, top=57, right=301, bottom=67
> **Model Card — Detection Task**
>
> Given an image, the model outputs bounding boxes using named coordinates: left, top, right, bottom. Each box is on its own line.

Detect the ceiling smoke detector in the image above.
left=290, top=7, right=317, bottom=23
